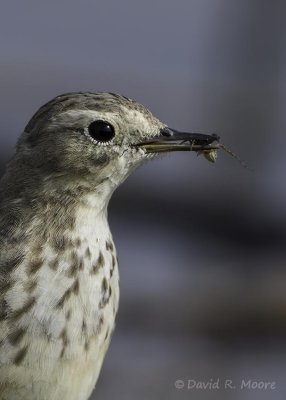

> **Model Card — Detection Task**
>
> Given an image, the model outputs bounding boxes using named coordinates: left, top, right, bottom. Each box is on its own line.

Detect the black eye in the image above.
left=88, top=120, right=115, bottom=142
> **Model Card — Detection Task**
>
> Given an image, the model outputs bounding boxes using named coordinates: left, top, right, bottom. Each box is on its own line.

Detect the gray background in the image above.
left=1, top=1, right=286, bottom=399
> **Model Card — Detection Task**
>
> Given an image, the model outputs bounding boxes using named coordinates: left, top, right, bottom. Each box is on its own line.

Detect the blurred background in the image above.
left=1, top=0, right=286, bottom=399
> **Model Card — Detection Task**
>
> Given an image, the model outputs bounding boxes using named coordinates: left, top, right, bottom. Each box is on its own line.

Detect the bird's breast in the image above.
left=0, top=205, right=120, bottom=400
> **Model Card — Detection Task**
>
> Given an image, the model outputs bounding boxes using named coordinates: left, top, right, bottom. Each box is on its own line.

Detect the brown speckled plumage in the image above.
left=0, top=92, right=167, bottom=400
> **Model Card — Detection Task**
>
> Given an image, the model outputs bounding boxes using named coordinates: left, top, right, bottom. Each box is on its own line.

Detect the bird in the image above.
left=0, top=92, right=219, bottom=400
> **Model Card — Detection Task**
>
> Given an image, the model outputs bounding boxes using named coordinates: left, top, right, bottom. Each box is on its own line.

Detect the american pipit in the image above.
left=0, top=92, right=219, bottom=400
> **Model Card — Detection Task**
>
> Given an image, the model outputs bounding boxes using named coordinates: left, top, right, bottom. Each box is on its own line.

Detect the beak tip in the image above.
left=212, top=133, right=220, bottom=142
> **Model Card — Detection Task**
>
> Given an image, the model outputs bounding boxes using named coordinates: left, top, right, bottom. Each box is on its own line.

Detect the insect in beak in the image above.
left=137, top=127, right=249, bottom=168
left=137, top=127, right=220, bottom=157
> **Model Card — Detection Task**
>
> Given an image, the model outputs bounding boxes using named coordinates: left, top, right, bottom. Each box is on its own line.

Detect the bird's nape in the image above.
left=0, top=91, right=223, bottom=400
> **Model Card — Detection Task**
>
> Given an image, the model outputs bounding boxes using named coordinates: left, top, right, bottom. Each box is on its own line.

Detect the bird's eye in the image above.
left=88, top=120, right=115, bottom=142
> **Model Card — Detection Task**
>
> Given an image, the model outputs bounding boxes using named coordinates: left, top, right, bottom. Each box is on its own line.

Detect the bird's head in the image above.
left=14, top=92, right=219, bottom=192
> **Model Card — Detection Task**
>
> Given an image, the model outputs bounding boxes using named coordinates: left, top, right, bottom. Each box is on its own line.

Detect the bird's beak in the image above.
left=136, top=127, right=221, bottom=154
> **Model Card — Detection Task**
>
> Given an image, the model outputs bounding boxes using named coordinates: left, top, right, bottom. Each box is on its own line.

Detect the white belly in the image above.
left=0, top=206, right=119, bottom=400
